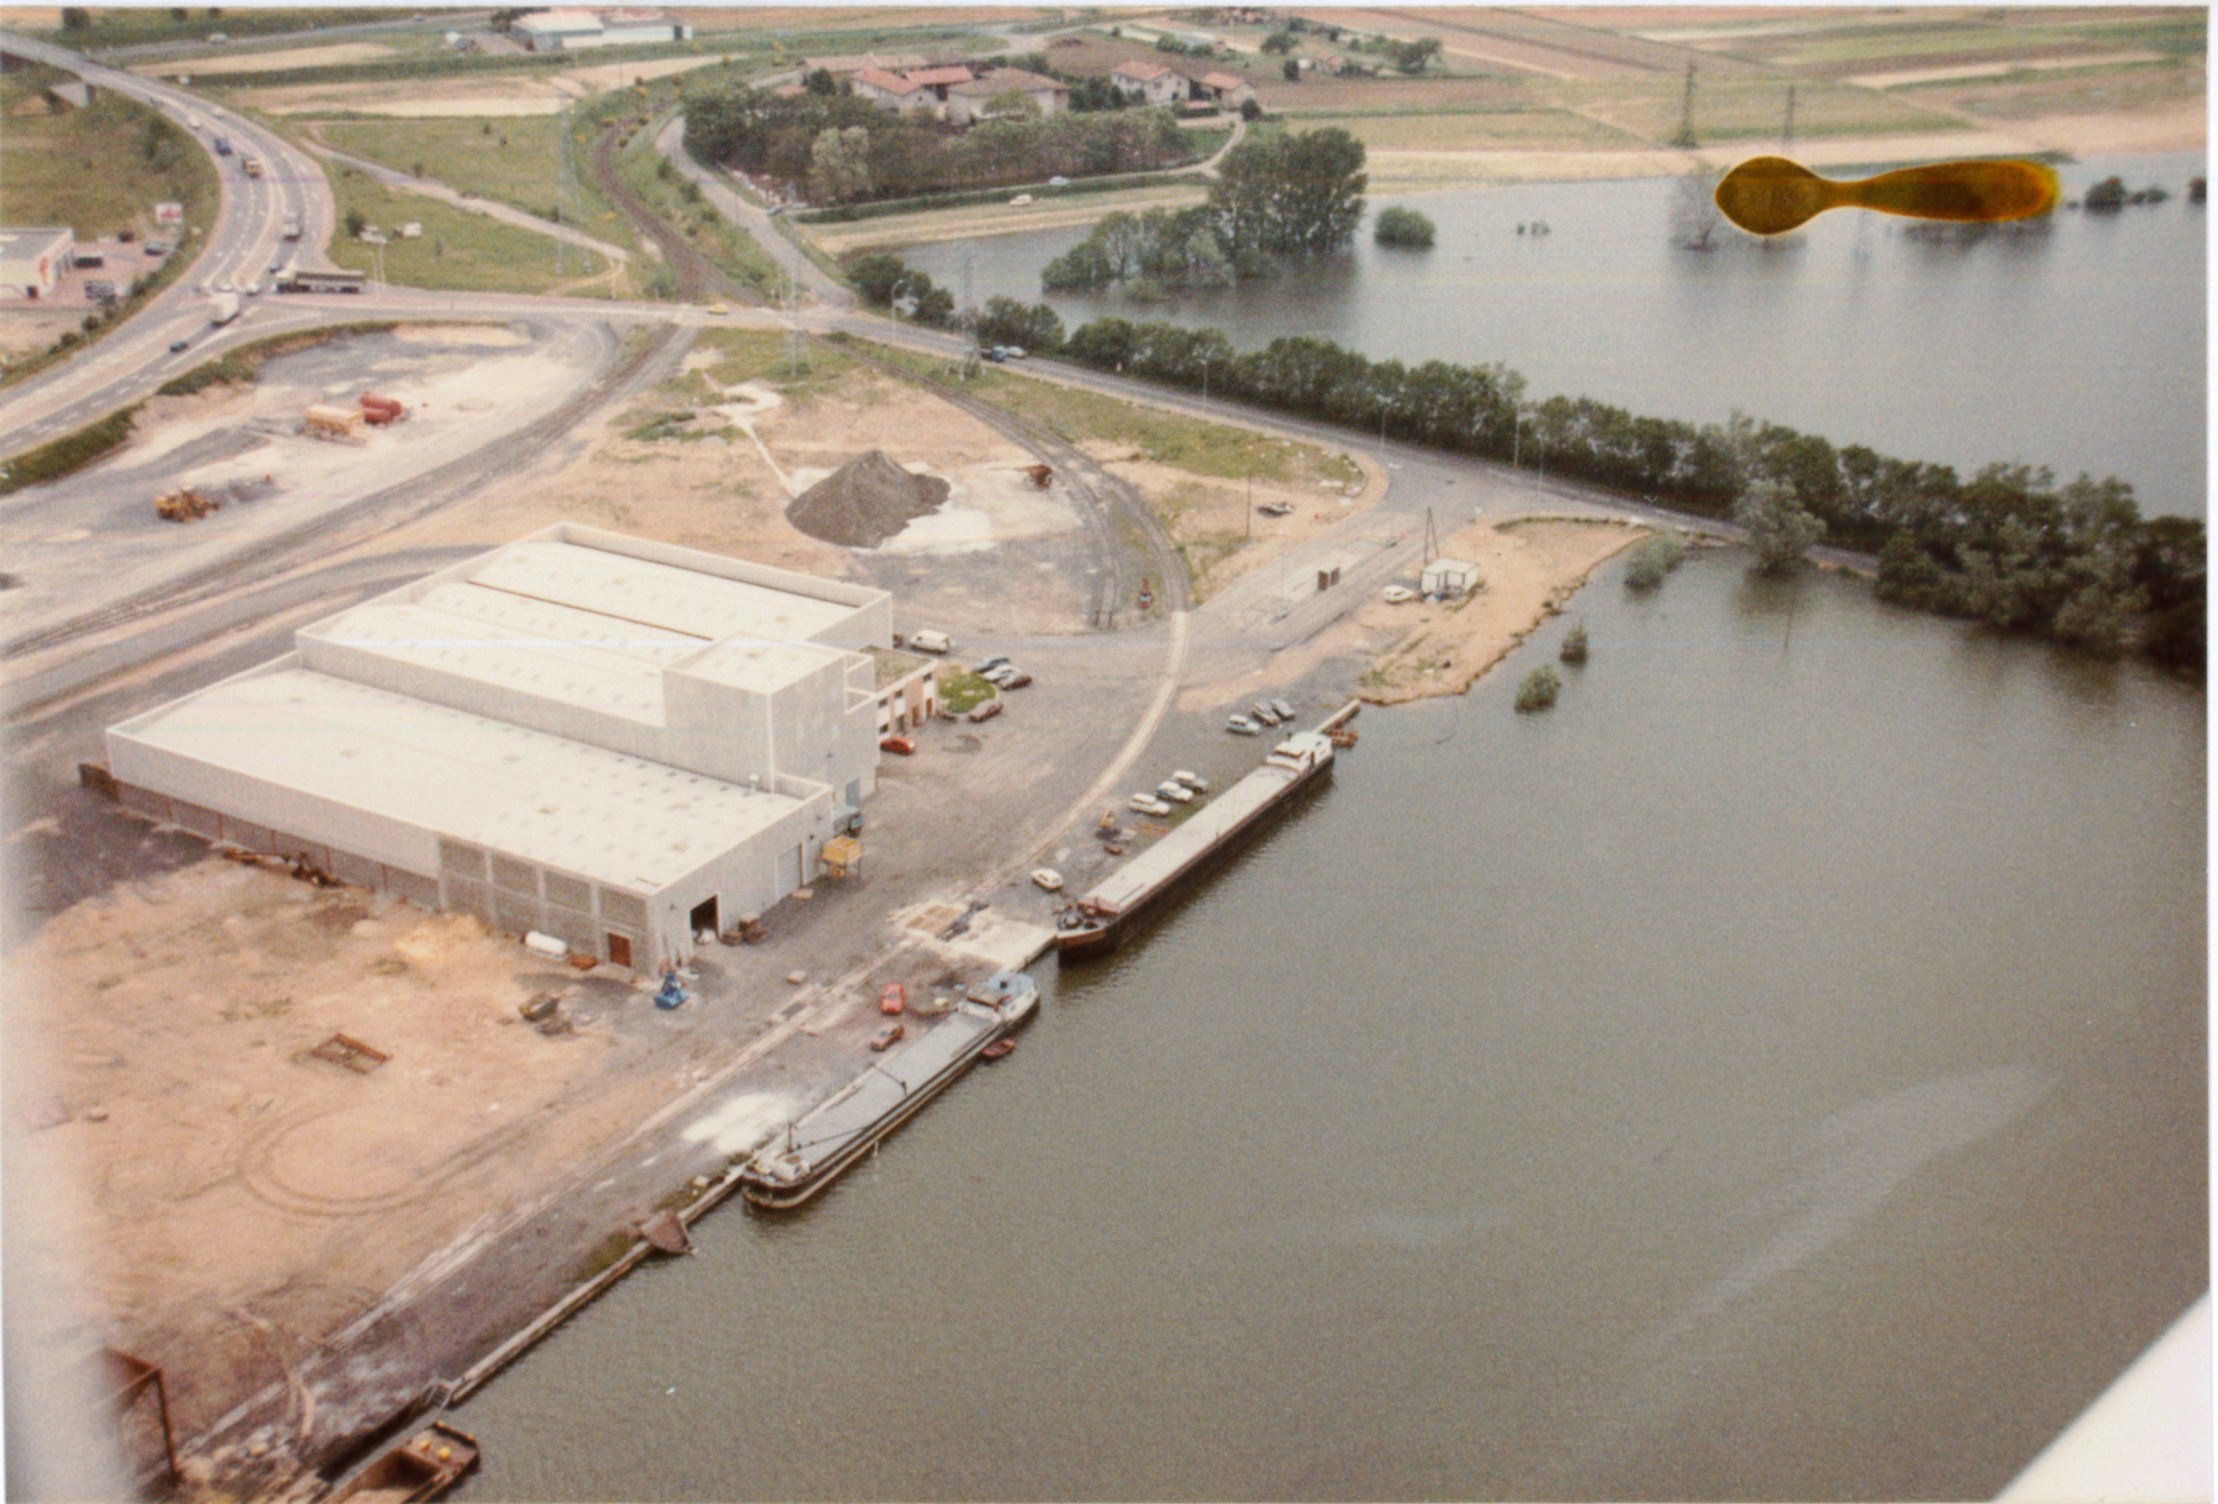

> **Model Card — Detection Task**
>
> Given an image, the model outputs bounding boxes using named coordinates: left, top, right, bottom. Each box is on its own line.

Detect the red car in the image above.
left=880, top=982, right=907, bottom=1016
left=967, top=699, right=1003, bottom=723
left=879, top=734, right=916, bottom=755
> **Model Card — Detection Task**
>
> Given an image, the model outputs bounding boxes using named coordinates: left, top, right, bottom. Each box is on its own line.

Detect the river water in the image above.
left=455, top=555, right=2205, bottom=1500
left=903, top=152, right=2208, bottom=518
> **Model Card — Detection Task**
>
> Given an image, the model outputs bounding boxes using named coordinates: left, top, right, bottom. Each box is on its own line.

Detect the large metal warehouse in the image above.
left=105, top=525, right=904, bottom=971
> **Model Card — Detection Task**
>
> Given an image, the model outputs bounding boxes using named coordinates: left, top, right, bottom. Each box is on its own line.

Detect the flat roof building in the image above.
left=0, top=227, right=74, bottom=300
left=107, top=525, right=904, bottom=971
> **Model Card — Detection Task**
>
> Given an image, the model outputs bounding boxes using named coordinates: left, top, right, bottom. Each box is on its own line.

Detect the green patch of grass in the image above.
left=938, top=669, right=997, bottom=715
left=38, top=7, right=391, bottom=48
left=0, top=404, right=142, bottom=496
left=156, top=321, right=399, bottom=397
left=318, top=114, right=641, bottom=262
left=323, top=167, right=613, bottom=297
left=692, top=327, right=854, bottom=397
left=615, top=112, right=785, bottom=299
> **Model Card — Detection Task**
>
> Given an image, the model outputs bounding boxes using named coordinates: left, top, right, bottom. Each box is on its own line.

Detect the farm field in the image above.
left=1291, top=107, right=1647, bottom=153
left=137, top=41, right=403, bottom=77
left=669, top=6, right=1051, bottom=33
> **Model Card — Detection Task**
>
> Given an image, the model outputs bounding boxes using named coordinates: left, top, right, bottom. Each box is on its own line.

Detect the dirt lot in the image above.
left=1356, top=515, right=1651, bottom=704
left=232, top=52, right=741, bottom=118
left=4, top=857, right=633, bottom=1442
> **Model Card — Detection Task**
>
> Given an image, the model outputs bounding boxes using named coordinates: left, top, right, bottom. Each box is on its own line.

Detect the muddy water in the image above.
left=454, top=555, right=2205, bottom=1500
left=902, top=152, right=2208, bottom=517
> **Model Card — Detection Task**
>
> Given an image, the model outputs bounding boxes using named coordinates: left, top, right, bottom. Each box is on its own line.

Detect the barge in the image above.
left=737, top=971, right=1038, bottom=1210
left=1055, top=731, right=1335, bottom=960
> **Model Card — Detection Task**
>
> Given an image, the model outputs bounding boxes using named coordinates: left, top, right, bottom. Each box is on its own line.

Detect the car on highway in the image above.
left=168, top=337, right=191, bottom=353
left=878, top=735, right=916, bottom=756
left=979, top=347, right=1005, bottom=364
left=1001, top=346, right=1028, bottom=360
left=704, top=303, right=728, bottom=316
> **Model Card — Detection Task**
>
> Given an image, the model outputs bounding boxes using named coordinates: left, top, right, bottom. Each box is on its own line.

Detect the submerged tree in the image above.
left=1735, top=479, right=1826, bottom=573
left=1515, top=664, right=1562, bottom=712
left=1559, top=621, right=1588, bottom=664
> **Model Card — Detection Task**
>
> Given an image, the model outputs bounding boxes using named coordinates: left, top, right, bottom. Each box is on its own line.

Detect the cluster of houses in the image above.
left=802, top=52, right=1257, bottom=126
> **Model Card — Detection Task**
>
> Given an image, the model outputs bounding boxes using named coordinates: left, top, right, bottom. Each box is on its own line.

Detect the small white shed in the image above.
left=1421, top=557, right=1482, bottom=597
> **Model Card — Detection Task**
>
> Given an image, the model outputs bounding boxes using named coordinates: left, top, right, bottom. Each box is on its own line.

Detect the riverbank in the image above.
left=1357, top=515, right=1653, bottom=705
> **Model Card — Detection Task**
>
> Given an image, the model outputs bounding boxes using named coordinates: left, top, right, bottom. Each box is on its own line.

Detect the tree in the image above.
left=974, top=296, right=1065, bottom=352
left=1260, top=29, right=1299, bottom=53
left=845, top=251, right=910, bottom=306
left=1559, top=621, right=1588, bottom=664
left=1389, top=37, right=1442, bottom=73
left=1282, top=57, right=1300, bottom=82
left=59, top=6, right=89, bottom=27
left=1735, top=478, right=1825, bottom=573
left=804, top=67, right=838, bottom=97
left=2084, top=175, right=2126, bottom=210
left=1515, top=664, right=1561, bottom=712
left=1624, top=533, right=1685, bottom=589
left=1242, top=97, right=1265, bottom=120
left=343, top=209, right=367, bottom=239
left=1209, top=127, right=1366, bottom=258
left=1373, top=206, right=1434, bottom=249
left=808, top=125, right=872, bottom=204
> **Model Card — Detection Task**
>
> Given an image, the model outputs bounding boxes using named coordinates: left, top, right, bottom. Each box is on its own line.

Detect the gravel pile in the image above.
left=786, top=450, right=949, bottom=548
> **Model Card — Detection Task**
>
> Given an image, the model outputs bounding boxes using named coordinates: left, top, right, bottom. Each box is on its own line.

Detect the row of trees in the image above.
left=855, top=280, right=2201, bottom=668
left=684, top=83, right=1194, bottom=204
left=1042, top=127, right=1368, bottom=290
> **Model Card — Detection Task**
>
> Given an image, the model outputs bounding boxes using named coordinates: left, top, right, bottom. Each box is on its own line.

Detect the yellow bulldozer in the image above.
left=153, top=487, right=219, bottom=523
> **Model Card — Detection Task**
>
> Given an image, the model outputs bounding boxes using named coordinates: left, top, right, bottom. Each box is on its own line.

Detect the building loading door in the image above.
left=606, top=933, right=633, bottom=969
left=689, top=896, right=719, bottom=938
left=777, top=843, right=803, bottom=894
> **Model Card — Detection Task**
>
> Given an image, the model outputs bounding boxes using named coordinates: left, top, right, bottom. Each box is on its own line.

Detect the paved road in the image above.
left=655, top=112, right=853, bottom=309
left=0, top=32, right=337, bottom=456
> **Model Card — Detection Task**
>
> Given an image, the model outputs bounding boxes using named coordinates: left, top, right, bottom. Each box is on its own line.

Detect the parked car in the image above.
left=1172, top=770, right=1208, bottom=793
left=1002, top=346, right=1028, bottom=360
left=982, top=664, right=1019, bottom=686
left=1156, top=781, right=1195, bottom=805
left=704, top=302, right=728, bottom=316
left=1252, top=703, right=1282, bottom=726
left=1227, top=715, right=1260, bottom=736
left=979, top=347, right=1006, bottom=364
left=1256, top=501, right=1293, bottom=517
left=870, top=1021, right=905, bottom=1052
left=1031, top=868, right=1064, bottom=892
left=1383, top=585, right=1416, bottom=604
left=1270, top=698, right=1296, bottom=722
left=1000, top=671, right=1032, bottom=689
left=910, top=629, right=953, bottom=654
left=975, top=654, right=1012, bottom=674
left=967, top=699, right=1003, bottom=723
left=880, top=982, right=906, bottom=1016
left=1129, top=793, right=1173, bottom=816
left=878, top=735, right=916, bottom=756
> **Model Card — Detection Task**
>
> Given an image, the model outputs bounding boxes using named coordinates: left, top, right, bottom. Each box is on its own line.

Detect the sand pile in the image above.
left=786, top=450, right=949, bottom=548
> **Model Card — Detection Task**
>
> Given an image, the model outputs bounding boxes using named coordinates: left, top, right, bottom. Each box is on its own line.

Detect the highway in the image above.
left=0, top=31, right=337, bottom=455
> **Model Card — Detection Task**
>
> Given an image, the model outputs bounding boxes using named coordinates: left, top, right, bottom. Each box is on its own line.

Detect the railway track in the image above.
left=590, top=126, right=753, bottom=306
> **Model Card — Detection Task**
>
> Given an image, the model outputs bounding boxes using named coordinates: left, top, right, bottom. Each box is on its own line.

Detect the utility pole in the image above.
left=1672, top=61, right=1697, bottom=150
left=1245, top=471, right=1253, bottom=537
left=1422, top=506, right=1438, bottom=568
left=554, top=102, right=576, bottom=278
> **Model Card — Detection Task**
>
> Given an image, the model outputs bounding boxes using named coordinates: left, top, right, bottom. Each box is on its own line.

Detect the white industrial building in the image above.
left=512, top=8, right=691, bottom=51
left=1421, top=557, right=1482, bottom=598
left=0, top=227, right=75, bottom=300
left=106, top=526, right=925, bottom=971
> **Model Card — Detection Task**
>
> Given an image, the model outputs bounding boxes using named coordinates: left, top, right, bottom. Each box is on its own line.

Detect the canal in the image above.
left=902, top=151, right=2208, bottom=518
left=454, top=552, right=2206, bottom=1500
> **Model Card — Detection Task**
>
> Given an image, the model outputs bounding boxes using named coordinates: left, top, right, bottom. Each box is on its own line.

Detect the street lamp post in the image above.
left=1200, top=356, right=1210, bottom=413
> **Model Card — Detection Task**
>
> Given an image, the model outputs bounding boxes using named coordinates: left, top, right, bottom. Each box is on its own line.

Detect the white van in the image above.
left=910, top=630, right=953, bottom=655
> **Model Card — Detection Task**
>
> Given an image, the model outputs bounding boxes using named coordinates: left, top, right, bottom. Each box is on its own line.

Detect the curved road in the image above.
left=0, top=31, right=337, bottom=457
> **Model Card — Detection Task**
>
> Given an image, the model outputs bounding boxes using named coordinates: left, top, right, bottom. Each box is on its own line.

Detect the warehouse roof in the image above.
left=116, top=667, right=801, bottom=892
left=466, top=539, right=862, bottom=644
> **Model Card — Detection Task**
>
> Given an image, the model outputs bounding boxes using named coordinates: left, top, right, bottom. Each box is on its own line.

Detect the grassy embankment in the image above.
left=0, top=67, right=219, bottom=386
left=601, top=84, right=789, bottom=302
left=317, top=113, right=642, bottom=275
left=314, top=158, right=615, bottom=297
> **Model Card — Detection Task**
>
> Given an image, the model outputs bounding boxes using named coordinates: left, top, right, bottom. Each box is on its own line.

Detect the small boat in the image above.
left=330, top=1422, right=480, bottom=1503
left=1031, top=868, right=1064, bottom=892
left=982, top=1039, right=1016, bottom=1061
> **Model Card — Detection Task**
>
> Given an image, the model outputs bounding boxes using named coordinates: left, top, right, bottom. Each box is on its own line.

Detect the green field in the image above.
left=317, top=114, right=641, bottom=264
left=1290, top=108, right=1646, bottom=152
left=1567, top=75, right=1966, bottom=144
left=321, top=166, right=612, bottom=297
left=38, top=6, right=391, bottom=48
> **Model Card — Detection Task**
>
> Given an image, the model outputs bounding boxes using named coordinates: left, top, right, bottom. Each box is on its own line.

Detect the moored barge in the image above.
left=1055, top=731, right=1335, bottom=960
left=737, top=971, right=1038, bottom=1210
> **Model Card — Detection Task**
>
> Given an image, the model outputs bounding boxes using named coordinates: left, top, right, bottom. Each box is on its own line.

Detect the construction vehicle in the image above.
left=303, top=403, right=366, bottom=442
left=208, top=292, right=239, bottom=327
left=358, top=392, right=404, bottom=425
left=154, top=487, right=219, bottom=523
